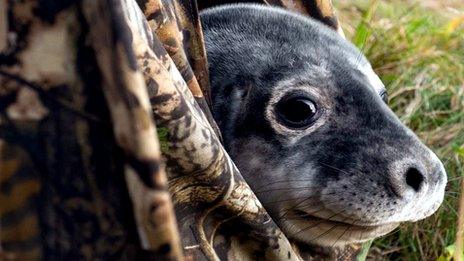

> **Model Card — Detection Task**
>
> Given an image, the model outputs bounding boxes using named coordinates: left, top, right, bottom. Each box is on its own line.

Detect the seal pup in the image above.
left=200, top=4, right=447, bottom=246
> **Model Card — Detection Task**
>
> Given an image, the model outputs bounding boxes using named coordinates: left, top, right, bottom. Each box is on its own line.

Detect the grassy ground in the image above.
left=334, top=0, right=464, bottom=260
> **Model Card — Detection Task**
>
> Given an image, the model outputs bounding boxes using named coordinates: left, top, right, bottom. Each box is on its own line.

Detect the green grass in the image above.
left=335, top=0, right=464, bottom=259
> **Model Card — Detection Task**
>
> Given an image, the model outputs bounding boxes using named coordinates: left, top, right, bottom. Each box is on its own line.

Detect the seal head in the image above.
left=201, top=4, right=447, bottom=246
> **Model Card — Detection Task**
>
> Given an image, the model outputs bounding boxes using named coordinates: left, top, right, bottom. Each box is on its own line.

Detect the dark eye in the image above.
left=275, top=96, right=318, bottom=128
left=380, top=90, right=388, bottom=104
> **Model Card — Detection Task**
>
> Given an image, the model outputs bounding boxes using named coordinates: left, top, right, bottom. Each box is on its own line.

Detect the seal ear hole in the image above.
left=275, top=95, right=319, bottom=129
left=380, top=90, right=388, bottom=104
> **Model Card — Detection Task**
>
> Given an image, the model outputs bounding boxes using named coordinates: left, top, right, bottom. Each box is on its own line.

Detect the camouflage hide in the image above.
left=0, top=0, right=366, bottom=260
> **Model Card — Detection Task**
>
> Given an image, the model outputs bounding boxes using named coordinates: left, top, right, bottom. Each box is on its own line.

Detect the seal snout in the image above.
left=389, top=138, right=446, bottom=195
left=387, top=155, right=446, bottom=207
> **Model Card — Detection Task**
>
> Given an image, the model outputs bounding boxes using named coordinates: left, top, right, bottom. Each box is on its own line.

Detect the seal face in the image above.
left=201, top=4, right=447, bottom=246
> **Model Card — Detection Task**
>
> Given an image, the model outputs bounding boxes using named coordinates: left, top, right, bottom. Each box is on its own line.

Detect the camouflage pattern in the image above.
left=1, top=0, right=181, bottom=259
left=81, top=0, right=183, bottom=258
left=264, top=0, right=345, bottom=37
left=0, top=0, right=366, bottom=260
left=198, top=0, right=345, bottom=38
left=124, top=2, right=298, bottom=259
left=136, top=0, right=222, bottom=139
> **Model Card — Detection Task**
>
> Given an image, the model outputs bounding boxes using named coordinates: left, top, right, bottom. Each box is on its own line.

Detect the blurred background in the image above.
left=334, top=0, right=464, bottom=259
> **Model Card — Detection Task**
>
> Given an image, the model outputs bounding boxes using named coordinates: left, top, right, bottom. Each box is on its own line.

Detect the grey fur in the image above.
left=201, top=4, right=446, bottom=246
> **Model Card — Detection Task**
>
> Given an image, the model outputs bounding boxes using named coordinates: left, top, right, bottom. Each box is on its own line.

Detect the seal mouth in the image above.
left=301, top=212, right=397, bottom=230
left=286, top=210, right=399, bottom=245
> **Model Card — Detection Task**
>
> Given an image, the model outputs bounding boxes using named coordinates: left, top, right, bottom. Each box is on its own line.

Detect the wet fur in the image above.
left=201, top=4, right=446, bottom=246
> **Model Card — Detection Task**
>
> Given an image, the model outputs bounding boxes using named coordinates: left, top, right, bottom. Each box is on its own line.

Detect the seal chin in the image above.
left=282, top=211, right=399, bottom=247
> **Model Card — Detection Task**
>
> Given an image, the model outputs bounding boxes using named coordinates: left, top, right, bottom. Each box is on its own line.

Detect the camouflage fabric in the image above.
left=1, top=0, right=180, bottom=259
left=0, top=0, right=366, bottom=260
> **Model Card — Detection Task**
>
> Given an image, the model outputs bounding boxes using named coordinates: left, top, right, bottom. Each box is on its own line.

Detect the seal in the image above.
left=200, top=4, right=447, bottom=246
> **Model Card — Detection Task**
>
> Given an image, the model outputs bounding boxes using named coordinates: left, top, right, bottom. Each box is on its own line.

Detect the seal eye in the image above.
left=276, top=97, right=318, bottom=128
left=380, top=90, right=388, bottom=104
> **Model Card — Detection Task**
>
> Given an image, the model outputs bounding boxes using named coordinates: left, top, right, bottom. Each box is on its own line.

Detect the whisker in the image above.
left=254, top=185, right=322, bottom=194
left=444, top=194, right=459, bottom=200
left=309, top=223, right=340, bottom=242
left=331, top=226, right=351, bottom=247
left=447, top=176, right=463, bottom=183
left=319, top=162, right=353, bottom=176
left=293, top=208, right=347, bottom=236
left=359, top=225, right=364, bottom=242
left=277, top=195, right=324, bottom=220
left=283, top=198, right=344, bottom=220
left=262, top=192, right=336, bottom=206
left=296, top=197, right=342, bottom=210
left=253, top=178, right=317, bottom=190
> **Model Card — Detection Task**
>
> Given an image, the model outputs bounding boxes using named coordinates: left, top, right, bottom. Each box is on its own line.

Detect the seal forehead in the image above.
left=202, top=3, right=385, bottom=98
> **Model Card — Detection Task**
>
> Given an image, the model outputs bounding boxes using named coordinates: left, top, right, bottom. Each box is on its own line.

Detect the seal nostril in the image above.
left=406, top=167, right=424, bottom=192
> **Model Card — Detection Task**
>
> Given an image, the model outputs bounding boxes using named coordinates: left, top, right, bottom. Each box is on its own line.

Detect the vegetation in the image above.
left=335, top=0, right=464, bottom=259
